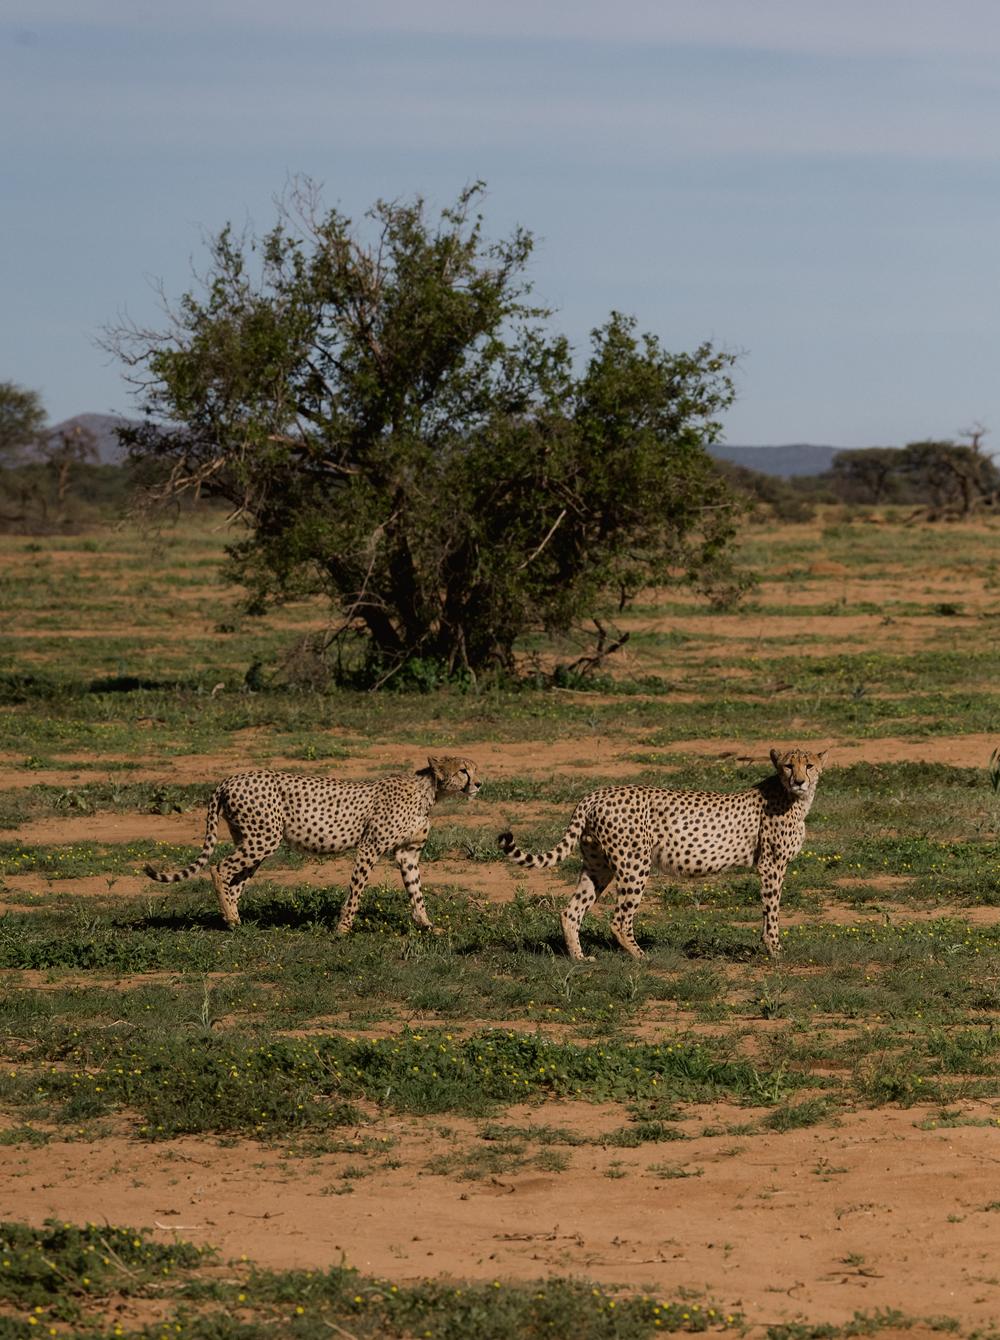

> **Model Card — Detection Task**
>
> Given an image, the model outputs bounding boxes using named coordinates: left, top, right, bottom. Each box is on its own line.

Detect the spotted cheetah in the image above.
left=498, top=747, right=827, bottom=961
left=144, top=756, right=480, bottom=933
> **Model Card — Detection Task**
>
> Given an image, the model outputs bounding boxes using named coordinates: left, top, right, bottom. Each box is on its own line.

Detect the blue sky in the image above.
left=3, top=1, right=999, bottom=447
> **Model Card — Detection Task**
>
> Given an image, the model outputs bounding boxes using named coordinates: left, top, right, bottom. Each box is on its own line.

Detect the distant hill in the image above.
left=37, top=421, right=845, bottom=478
left=708, top=444, right=842, bottom=477
left=46, top=413, right=134, bottom=465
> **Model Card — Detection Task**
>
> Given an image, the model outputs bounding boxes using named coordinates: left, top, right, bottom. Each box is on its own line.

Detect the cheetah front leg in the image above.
left=757, top=853, right=788, bottom=958
left=337, top=844, right=380, bottom=936
left=394, top=821, right=434, bottom=930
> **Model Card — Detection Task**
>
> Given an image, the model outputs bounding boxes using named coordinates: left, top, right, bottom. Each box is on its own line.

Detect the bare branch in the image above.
left=515, top=508, right=566, bottom=571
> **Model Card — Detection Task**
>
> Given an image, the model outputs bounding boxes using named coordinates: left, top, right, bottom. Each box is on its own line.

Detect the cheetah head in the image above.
left=770, top=747, right=828, bottom=798
left=427, top=756, right=481, bottom=798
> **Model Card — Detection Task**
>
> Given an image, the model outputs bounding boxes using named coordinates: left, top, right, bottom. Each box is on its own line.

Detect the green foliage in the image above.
left=113, top=180, right=747, bottom=681
left=0, top=1220, right=736, bottom=1338
left=828, top=438, right=1000, bottom=516
left=0, top=382, right=45, bottom=458
left=829, top=446, right=911, bottom=505
left=0, top=1219, right=204, bottom=1318
left=896, top=438, right=1000, bottom=516
left=714, top=458, right=828, bottom=522
left=2, top=1027, right=799, bottom=1136
left=720, top=435, right=1000, bottom=521
left=762, top=1097, right=833, bottom=1131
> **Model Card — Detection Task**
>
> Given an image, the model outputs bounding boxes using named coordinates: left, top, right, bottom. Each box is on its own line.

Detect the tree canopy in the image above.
left=111, top=182, right=747, bottom=684
left=830, top=438, right=999, bottom=515
left=0, top=382, right=46, bottom=460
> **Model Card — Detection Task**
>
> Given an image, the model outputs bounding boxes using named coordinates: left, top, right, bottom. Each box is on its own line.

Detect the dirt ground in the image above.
left=5, top=731, right=1000, bottom=1330
left=6, top=520, right=1000, bottom=1333
left=4, top=1102, right=1000, bottom=1332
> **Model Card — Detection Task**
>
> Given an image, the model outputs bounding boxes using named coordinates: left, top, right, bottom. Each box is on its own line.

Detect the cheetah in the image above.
left=144, top=756, right=480, bottom=933
left=498, top=747, right=827, bottom=961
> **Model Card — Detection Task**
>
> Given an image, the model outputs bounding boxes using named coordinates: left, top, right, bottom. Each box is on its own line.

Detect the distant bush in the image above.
left=0, top=458, right=218, bottom=534
left=713, top=460, right=833, bottom=522
left=716, top=434, right=1000, bottom=523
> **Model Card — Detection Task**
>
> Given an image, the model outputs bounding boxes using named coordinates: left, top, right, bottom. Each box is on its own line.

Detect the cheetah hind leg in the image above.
left=337, top=846, right=379, bottom=936
left=210, top=845, right=269, bottom=930
left=561, top=847, right=612, bottom=961
left=609, top=866, right=650, bottom=959
left=211, top=865, right=243, bottom=929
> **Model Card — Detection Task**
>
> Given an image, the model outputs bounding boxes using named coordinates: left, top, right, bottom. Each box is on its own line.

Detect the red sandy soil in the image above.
left=5, top=656, right=1000, bottom=1330
left=4, top=1103, right=1000, bottom=1332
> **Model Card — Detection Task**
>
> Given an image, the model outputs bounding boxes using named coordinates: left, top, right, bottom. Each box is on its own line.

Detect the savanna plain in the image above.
left=2, top=511, right=1000, bottom=1339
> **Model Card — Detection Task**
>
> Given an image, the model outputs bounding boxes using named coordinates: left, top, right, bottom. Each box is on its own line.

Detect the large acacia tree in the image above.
left=112, top=182, right=746, bottom=683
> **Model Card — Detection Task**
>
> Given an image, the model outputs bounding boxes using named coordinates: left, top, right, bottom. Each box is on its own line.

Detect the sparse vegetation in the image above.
left=2, top=507, right=1000, bottom=1334
left=0, top=1220, right=736, bottom=1337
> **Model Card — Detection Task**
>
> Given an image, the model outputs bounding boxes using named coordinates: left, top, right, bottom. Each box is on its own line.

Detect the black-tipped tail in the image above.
left=143, top=856, right=207, bottom=883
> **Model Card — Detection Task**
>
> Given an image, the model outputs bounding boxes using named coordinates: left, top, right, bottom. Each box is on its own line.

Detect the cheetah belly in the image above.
left=282, top=809, right=364, bottom=854
left=651, top=822, right=757, bottom=878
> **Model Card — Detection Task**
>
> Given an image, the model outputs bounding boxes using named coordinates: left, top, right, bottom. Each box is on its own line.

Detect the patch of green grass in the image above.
left=646, top=1161, right=703, bottom=1179
left=0, top=1219, right=206, bottom=1321
left=728, top=649, right=999, bottom=694
left=762, top=1096, right=835, bottom=1131
left=914, top=1109, right=1000, bottom=1131
left=0, top=781, right=214, bottom=830
left=426, top=1139, right=531, bottom=1181
left=1, top=1027, right=805, bottom=1138
left=0, top=1126, right=50, bottom=1147
left=0, top=837, right=330, bottom=880
left=766, top=1308, right=921, bottom=1339
left=479, top=1121, right=589, bottom=1147
left=603, top=1119, right=687, bottom=1146
left=0, top=1218, right=739, bottom=1338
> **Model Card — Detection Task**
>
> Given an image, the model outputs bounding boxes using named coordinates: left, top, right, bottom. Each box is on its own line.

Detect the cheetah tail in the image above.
left=497, top=797, right=591, bottom=869
left=143, top=789, right=222, bottom=883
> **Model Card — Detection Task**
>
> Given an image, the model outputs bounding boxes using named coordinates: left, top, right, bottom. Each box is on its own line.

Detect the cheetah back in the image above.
left=219, top=772, right=428, bottom=856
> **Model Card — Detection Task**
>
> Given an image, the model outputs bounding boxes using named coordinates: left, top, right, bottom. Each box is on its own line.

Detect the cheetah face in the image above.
left=769, top=747, right=827, bottom=798
left=428, top=756, right=481, bottom=798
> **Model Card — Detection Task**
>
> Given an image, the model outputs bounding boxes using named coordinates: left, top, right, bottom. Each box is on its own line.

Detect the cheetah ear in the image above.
left=769, top=748, right=782, bottom=769
left=426, top=756, right=447, bottom=781
left=816, top=749, right=830, bottom=768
